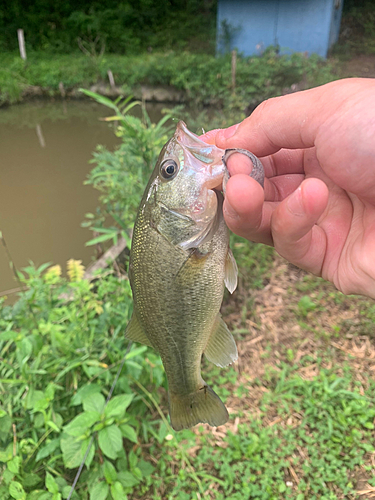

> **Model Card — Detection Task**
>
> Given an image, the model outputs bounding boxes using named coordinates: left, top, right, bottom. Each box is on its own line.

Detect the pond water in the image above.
left=0, top=99, right=164, bottom=298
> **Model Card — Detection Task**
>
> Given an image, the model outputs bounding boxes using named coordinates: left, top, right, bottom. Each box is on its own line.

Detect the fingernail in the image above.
left=223, top=123, right=239, bottom=139
left=286, top=187, right=305, bottom=216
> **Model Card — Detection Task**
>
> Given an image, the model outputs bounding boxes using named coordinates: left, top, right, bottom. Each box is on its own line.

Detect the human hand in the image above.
left=202, top=78, right=375, bottom=298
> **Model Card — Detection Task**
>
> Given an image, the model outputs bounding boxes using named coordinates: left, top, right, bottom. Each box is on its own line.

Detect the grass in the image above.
left=126, top=356, right=375, bottom=500
left=0, top=49, right=339, bottom=107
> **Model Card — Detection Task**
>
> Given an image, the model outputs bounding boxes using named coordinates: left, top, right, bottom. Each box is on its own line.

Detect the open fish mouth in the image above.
left=175, top=121, right=226, bottom=188
left=175, top=121, right=265, bottom=193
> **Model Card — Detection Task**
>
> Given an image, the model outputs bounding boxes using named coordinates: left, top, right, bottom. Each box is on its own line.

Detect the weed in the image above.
left=0, top=49, right=338, bottom=107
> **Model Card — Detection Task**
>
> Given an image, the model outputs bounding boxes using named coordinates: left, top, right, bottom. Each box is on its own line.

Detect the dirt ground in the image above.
left=340, top=54, right=375, bottom=78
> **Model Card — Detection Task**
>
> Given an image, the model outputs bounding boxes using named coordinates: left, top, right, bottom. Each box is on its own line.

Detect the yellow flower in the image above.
left=44, top=264, right=62, bottom=283
left=67, top=259, right=85, bottom=282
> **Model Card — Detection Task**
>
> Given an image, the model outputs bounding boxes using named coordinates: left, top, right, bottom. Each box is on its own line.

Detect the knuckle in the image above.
left=252, top=96, right=281, bottom=119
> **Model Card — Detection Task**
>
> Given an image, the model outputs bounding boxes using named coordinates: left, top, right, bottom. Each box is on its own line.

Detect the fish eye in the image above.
left=160, top=159, right=178, bottom=180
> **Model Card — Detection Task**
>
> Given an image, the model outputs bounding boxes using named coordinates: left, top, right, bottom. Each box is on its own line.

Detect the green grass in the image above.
left=126, top=360, right=375, bottom=500
left=0, top=49, right=339, bottom=107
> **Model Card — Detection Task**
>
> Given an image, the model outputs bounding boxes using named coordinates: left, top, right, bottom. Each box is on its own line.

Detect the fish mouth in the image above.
left=175, top=121, right=214, bottom=149
left=175, top=121, right=225, bottom=191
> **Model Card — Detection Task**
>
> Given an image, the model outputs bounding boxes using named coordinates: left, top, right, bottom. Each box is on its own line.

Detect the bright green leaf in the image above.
left=24, top=389, right=45, bottom=410
left=61, top=435, right=83, bottom=469
left=111, top=481, right=127, bottom=500
left=128, top=450, right=137, bottom=469
left=45, top=472, right=59, bottom=494
left=105, top=394, right=133, bottom=419
left=117, top=471, right=140, bottom=488
left=83, top=393, right=105, bottom=414
left=84, top=437, right=96, bottom=470
left=27, top=490, right=51, bottom=500
left=119, top=424, right=138, bottom=444
left=9, top=481, right=26, bottom=500
left=86, top=232, right=118, bottom=246
left=125, top=346, right=147, bottom=360
left=89, top=481, right=109, bottom=500
left=3, top=468, right=14, bottom=485
left=61, top=435, right=94, bottom=470
left=70, top=384, right=102, bottom=406
left=64, top=411, right=101, bottom=437
left=98, top=425, right=123, bottom=459
left=0, top=444, right=13, bottom=463
left=46, top=420, right=60, bottom=432
left=103, top=460, right=117, bottom=484
left=7, top=457, right=21, bottom=474
left=80, top=89, right=118, bottom=110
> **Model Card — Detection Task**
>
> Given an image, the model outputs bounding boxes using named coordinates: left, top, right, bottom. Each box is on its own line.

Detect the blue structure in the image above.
left=217, top=0, right=344, bottom=58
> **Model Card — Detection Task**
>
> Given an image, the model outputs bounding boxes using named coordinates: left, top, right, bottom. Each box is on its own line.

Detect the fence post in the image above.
left=17, top=29, right=27, bottom=60
left=107, top=69, right=116, bottom=91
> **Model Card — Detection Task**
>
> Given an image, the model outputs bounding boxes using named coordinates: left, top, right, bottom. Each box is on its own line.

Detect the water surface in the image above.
left=0, top=99, right=163, bottom=297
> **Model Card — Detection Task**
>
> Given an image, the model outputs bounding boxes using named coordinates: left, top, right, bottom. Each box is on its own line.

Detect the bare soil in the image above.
left=340, top=54, right=375, bottom=78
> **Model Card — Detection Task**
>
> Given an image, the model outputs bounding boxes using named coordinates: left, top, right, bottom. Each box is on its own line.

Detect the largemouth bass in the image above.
left=126, top=121, right=264, bottom=430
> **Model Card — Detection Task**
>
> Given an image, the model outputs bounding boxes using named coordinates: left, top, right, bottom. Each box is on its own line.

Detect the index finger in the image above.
left=214, top=79, right=364, bottom=157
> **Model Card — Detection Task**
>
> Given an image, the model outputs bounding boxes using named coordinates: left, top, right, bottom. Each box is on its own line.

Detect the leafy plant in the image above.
left=0, top=262, right=165, bottom=500
left=81, top=91, right=173, bottom=249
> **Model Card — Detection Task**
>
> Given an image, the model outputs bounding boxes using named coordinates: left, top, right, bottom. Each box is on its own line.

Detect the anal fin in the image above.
left=125, top=313, right=153, bottom=348
left=204, top=315, right=238, bottom=368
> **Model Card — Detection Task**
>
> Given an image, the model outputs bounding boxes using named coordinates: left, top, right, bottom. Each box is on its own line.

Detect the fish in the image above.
left=126, top=121, right=264, bottom=430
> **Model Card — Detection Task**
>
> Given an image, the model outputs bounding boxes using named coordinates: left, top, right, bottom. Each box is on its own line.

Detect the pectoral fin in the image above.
left=204, top=315, right=238, bottom=367
left=125, top=313, right=154, bottom=348
left=224, top=249, right=238, bottom=294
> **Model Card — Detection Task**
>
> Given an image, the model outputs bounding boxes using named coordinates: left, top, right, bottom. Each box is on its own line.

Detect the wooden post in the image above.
left=107, top=69, right=115, bottom=90
left=59, top=82, right=66, bottom=98
left=17, top=29, right=27, bottom=60
left=231, top=49, right=237, bottom=91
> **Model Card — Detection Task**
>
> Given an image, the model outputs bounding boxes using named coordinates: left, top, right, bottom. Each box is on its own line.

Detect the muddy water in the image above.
left=0, top=99, right=163, bottom=297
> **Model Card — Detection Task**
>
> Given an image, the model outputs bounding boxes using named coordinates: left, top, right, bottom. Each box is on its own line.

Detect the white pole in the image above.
left=107, top=69, right=115, bottom=90
left=17, top=29, right=27, bottom=61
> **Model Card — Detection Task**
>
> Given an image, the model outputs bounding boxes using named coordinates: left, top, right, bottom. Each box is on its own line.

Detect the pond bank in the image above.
left=20, top=81, right=187, bottom=105
left=0, top=50, right=340, bottom=108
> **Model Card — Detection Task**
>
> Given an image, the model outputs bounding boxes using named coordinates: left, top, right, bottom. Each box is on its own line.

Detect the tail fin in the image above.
left=169, top=385, right=228, bottom=431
